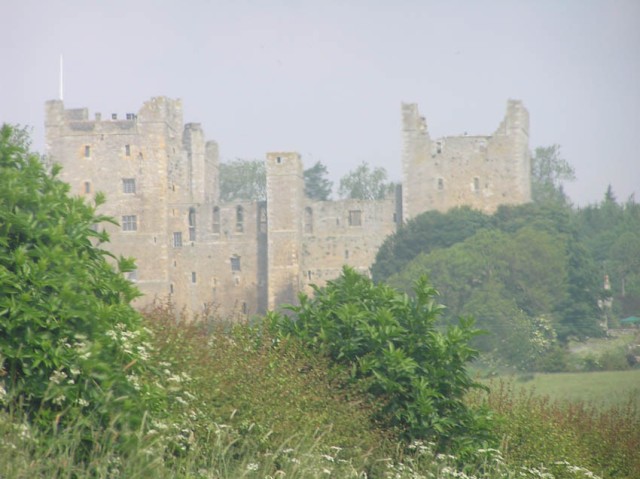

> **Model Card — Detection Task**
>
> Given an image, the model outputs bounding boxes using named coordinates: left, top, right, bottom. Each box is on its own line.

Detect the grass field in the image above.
left=500, top=369, right=640, bottom=406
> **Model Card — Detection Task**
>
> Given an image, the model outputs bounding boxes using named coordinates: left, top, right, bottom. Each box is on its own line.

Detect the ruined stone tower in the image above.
left=401, top=100, right=531, bottom=221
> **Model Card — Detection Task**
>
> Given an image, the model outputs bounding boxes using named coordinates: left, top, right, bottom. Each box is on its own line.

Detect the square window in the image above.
left=348, top=210, right=362, bottom=226
left=173, top=232, right=183, bottom=247
left=122, top=215, right=137, bottom=231
left=122, top=178, right=136, bottom=194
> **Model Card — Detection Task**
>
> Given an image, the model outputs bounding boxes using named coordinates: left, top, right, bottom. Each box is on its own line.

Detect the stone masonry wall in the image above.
left=45, top=97, right=531, bottom=318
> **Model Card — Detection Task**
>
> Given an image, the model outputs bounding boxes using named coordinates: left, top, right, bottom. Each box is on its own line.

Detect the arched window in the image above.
left=212, top=206, right=221, bottom=234
left=304, top=207, right=313, bottom=234
left=259, top=204, right=267, bottom=233
left=236, top=206, right=244, bottom=233
left=188, top=208, right=196, bottom=241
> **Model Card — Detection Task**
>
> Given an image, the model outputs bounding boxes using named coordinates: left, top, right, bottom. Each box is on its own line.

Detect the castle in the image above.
left=44, top=98, right=531, bottom=316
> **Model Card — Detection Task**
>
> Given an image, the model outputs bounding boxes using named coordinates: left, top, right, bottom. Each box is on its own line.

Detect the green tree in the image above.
left=0, top=124, right=164, bottom=433
left=338, top=162, right=395, bottom=200
left=269, top=267, right=492, bottom=453
left=304, top=161, right=333, bottom=200
left=219, top=158, right=266, bottom=201
left=530, top=145, right=575, bottom=204
left=371, top=207, right=491, bottom=282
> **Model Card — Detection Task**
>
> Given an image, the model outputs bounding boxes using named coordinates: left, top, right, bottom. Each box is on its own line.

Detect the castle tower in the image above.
left=265, top=152, right=304, bottom=309
left=401, top=103, right=432, bottom=222
left=401, top=100, right=531, bottom=221
left=44, top=97, right=185, bottom=303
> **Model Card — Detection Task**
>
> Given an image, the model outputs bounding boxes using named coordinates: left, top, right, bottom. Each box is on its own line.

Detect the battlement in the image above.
left=45, top=97, right=183, bottom=135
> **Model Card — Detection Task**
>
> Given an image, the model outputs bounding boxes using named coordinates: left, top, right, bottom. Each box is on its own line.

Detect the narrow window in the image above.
left=122, top=178, right=136, bottom=194
left=84, top=145, right=91, bottom=157
left=125, top=144, right=131, bottom=156
left=84, top=181, right=91, bottom=194
left=236, top=206, right=244, bottom=233
left=473, top=177, right=480, bottom=192
left=437, top=178, right=444, bottom=190
left=169, top=284, right=174, bottom=294
left=242, top=302, right=248, bottom=314
left=173, top=232, right=183, bottom=247
left=304, top=207, right=313, bottom=234
left=276, top=156, right=282, bottom=164
left=188, top=208, right=196, bottom=241
left=345, top=249, right=350, bottom=259
left=122, top=215, right=137, bottom=231
left=191, top=272, right=197, bottom=283
left=259, top=204, right=267, bottom=233
left=212, top=206, right=221, bottom=234
left=231, top=255, right=241, bottom=272
left=348, top=210, right=362, bottom=227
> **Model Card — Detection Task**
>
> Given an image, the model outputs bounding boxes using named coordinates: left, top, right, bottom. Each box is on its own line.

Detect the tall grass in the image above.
left=2, top=303, right=635, bottom=478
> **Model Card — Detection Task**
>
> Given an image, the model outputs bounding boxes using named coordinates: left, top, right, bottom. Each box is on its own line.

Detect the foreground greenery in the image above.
left=2, top=125, right=637, bottom=477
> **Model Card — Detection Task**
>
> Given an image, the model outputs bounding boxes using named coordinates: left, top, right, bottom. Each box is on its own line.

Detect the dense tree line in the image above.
left=371, top=148, right=640, bottom=370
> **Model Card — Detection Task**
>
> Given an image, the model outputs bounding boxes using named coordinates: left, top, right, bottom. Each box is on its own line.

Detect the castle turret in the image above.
left=401, top=103, right=432, bottom=221
left=265, top=152, right=304, bottom=309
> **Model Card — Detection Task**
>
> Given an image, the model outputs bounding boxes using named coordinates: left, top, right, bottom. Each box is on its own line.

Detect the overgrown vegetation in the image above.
left=268, top=267, right=492, bottom=454
left=372, top=192, right=640, bottom=371
left=2, top=127, right=637, bottom=477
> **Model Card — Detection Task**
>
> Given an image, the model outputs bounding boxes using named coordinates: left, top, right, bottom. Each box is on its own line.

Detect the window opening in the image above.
left=231, top=255, right=241, bottom=272
left=473, top=177, right=480, bottom=192
left=173, top=232, right=183, bottom=247
left=259, top=204, right=268, bottom=233
left=125, top=144, right=131, bottom=156
left=122, top=178, right=136, bottom=194
left=212, top=206, right=221, bottom=233
left=188, top=208, right=196, bottom=241
left=84, top=181, right=91, bottom=194
left=236, top=206, right=244, bottom=233
left=437, top=178, right=444, bottom=190
left=192, top=272, right=197, bottom=283
left=122, top=215, right=137, bottom=231
left=348, top=210, right=362, bottom=226
left=84, top=145, right=91, bottom=157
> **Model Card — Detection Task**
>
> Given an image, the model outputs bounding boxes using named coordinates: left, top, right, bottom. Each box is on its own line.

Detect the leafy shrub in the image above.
left=0, top=125, right=165, bottom=436
left=269, top=267, right=493, bottom=453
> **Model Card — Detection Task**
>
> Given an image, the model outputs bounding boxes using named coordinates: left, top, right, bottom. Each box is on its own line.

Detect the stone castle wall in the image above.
left=44, top=97, right=530, bottom=317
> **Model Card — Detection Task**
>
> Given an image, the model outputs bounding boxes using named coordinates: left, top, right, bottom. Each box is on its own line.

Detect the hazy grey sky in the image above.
left=2, top=0, right=638, bottom=205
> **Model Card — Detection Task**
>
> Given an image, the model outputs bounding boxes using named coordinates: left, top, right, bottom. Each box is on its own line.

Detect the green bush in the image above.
left=269, top=267, right=493, bottom=454
left=0, top=125, right=164, bottom=435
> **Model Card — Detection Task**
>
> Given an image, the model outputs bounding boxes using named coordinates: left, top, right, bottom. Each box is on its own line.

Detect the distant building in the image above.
left=45, top=97, right=530, bottom=317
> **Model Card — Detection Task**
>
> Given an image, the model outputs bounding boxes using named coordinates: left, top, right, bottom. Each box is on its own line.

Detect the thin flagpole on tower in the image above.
left=59, top=54, right=64, bottom=101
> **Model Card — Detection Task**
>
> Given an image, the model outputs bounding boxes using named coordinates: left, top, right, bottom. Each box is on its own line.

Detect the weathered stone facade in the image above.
left=45, top=97, right=530, bottom=317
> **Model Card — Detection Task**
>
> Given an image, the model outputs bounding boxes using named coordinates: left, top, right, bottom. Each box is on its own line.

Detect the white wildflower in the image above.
left=49, top=370, right=67, bottom=385
left=246, top=463, right=259, bottom=471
